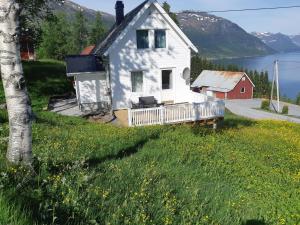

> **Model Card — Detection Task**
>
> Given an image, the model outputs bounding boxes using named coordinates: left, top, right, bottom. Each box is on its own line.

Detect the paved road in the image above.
left=225, top=99, right=300, bottom=124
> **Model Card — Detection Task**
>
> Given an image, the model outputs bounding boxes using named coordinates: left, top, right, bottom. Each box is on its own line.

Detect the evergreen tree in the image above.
left=37, top=13, right=71, bottom=60
left=70, top=10, right=88, bottom=54
left=162, top=2, right=179, bottom=25
left=89, top=12, right=106, bottom=45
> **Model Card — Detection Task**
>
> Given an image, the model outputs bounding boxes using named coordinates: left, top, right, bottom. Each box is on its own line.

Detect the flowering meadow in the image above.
left=0, top=61, right=299, bottom=225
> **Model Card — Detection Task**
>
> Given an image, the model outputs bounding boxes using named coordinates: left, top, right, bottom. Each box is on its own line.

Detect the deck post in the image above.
left=160, top=106, right=165, bottom=125
left=213, top=120, right=217, bottom=130
left=192, top=103, right=196, bottom=121
left=128, top=108, right=132, bottom=127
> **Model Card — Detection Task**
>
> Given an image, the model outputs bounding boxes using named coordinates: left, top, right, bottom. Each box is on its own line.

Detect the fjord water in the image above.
left=216, top=52, right=300, bottom=99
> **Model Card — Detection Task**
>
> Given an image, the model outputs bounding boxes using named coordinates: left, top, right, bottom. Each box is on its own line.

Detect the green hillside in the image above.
left=0, top=61, right=299, bottom=224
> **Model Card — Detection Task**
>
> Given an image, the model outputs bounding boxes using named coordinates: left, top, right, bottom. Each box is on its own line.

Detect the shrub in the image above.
left=261, top=100, right=270, bottom=111
left=282, top=105, right=289, bottom=114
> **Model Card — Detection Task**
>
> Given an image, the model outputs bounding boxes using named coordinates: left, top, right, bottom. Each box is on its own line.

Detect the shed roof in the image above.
left=191, top=70, right=255, bottom=92
left=65, top=55, right=105, bottom=77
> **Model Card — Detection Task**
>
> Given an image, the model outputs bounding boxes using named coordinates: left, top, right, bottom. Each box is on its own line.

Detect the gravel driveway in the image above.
left=225, top=99, right=300, bottom=124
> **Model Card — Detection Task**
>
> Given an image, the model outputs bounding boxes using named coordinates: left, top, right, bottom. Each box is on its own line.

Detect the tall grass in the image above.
left=0, top=61, right=299, bottom=224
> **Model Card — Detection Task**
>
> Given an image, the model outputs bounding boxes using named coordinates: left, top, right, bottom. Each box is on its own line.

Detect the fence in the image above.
left=128, top=100, right=225, bottom=127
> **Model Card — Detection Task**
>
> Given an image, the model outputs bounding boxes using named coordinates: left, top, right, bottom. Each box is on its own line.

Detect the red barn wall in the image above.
left=212, top=75, right=254, bottom=99
left=227, top=76, right=253, bottom=99
left=215, top=92, right=225, bottom=99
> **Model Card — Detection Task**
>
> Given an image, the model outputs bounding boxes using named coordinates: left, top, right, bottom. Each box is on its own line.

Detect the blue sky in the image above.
left=72, top=0, right=300, bottom=35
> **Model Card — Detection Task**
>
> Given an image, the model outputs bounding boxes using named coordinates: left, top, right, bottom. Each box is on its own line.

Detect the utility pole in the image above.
left=270, top=60, right=280, bottom=113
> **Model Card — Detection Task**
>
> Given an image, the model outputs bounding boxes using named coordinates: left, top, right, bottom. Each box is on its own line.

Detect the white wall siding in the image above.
left=75, top=72, right=110, bottom=110
left=109, top=6, right=194, bottom=110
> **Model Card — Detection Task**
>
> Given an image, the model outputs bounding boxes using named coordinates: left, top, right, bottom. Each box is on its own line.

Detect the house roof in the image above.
left=191, top=70, right=255, bottom=92
left=81, top=45, right=96, bottom=55
left=92, top=0, right=148, bottom=56
left=65, top=55, right=105, bottom=77
left=93, top=0, right=198, bottom=56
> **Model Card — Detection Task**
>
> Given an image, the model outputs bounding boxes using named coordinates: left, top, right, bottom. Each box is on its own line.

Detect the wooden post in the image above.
left=160, top=105, right=165, bottom=125
left=128, top=108, right=132, bottom=127
left=213, top=119, right=217, bottom=130
left=192, top=103, right=196, bottom=121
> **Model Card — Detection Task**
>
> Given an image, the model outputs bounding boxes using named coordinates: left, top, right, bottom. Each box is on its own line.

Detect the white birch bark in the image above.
left=0, top=0, right=33, bottom=164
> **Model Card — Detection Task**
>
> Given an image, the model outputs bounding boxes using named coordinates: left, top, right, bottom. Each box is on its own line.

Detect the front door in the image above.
left=161, top=69, right=174, bottom=103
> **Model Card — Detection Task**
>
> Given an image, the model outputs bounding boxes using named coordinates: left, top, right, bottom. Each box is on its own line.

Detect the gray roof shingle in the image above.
left=191, top=70, right=253, bottom=92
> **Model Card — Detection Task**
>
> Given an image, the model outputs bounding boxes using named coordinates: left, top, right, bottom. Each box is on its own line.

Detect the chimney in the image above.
left=115, top=1, right=125, bottom=25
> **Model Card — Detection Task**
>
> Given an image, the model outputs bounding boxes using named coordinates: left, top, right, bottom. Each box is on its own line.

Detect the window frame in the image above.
left=131, top=71, right=144, bottom=93
left=155, top=29, right=167, bottom=49
left=136, top=30, right=149, bottom=49
left=240, top=87, right=246, bottom=93
left=161, top=70, right=172, bottom=90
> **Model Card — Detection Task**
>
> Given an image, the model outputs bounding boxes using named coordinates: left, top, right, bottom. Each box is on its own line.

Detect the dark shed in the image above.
left=65, top=55, right=105, bottom=76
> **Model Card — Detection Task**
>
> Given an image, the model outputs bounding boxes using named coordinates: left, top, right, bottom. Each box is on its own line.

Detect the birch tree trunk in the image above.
left=0, top=0, right=33, bottom=164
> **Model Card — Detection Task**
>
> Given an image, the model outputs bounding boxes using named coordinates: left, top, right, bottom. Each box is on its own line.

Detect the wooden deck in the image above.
left=115, top=101, right=225, bottom=127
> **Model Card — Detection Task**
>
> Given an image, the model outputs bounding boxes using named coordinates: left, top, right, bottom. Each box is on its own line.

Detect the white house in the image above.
left=66, top=0, right=224, bottom=126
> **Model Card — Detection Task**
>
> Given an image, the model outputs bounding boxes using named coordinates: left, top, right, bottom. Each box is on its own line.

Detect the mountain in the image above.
left=177, top=11, right=275, bottom=58
left=49, top=1, right=274, bottom=58
left=48, top=0, right=115, bottom=28
left=252, top=32, right=300, bottom=53
left=290, top=35, right=300, bottom=47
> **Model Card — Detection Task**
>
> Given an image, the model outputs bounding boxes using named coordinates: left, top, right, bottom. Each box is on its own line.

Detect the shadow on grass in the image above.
left=221, top=116, right=257, bottom=129
left=220, top=109, right=257, bottom=130
left=242, top=219, right=266, bottom=225
left=86, top=132, right=161, bottom=168
left=2, top=132, right=160, bottom=224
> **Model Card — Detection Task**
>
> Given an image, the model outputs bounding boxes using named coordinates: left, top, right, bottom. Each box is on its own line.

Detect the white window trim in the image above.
left=240, top=87, right=246, bottom=93
left=131, top=71, right=144, bottom=93
left=136, top=30, right=150, bottom=49
left=154, top=29, right=167, bottom=49
left=161, top=69, right=173, bottom=90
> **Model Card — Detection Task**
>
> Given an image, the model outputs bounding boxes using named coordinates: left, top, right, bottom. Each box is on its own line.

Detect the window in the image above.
left=155, top=30, right=166, bottom=48
left=242, top=77, right=246, bottom=81
left=131, top=71, right=143, bottom=92
left=162, top=70, right=172, bottom=90
left=240, top=87, right=245, bottom=93
left=136, top=30, right=149, bottom=49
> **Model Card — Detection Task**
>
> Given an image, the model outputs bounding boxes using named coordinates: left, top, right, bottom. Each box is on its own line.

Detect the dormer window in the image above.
left=155, top=30, right=166, bottom=48
left=136, top=30, right=149, bottom=49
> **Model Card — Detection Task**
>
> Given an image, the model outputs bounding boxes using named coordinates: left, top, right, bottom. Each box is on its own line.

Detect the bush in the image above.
left=261, top=100, right=270, bottom=110
left=282, top=105, right=289, bottom=114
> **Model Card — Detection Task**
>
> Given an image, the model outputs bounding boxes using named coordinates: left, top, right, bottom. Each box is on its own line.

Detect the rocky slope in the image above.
left=290, top=35, right=300, bottom=47
left=176, top=12, right=275, bottom=58
left=252, top=32, right=300, bottom=53
left=48, top=0, right=115, bottom=28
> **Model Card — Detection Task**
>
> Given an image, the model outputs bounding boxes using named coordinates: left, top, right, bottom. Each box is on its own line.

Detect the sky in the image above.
left=72, top=0, right=300, bottom=35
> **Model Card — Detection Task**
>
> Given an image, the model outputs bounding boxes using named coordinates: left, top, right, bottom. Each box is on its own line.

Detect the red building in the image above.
left=20, top=37, right=35, bottom=61
left=80, top=45, right=96, bottom=55
left=191, top=70, right=255, bottom=100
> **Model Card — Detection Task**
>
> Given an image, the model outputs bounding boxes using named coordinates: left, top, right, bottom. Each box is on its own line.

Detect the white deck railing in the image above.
left=128, top=100, right=225, bottom=127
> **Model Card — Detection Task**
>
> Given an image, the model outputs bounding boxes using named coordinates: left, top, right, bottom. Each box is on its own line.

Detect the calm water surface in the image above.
left=216, top=52, right=300, bottom=99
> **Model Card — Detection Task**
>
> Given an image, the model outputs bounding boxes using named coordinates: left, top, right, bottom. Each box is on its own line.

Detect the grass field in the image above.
left=0, top=61, right=300, bottom=225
